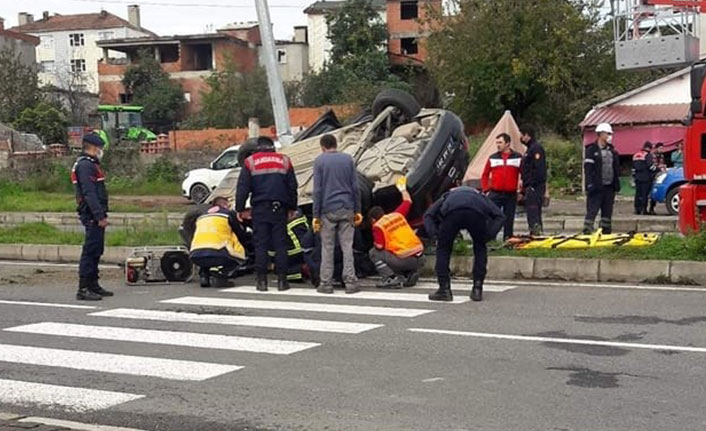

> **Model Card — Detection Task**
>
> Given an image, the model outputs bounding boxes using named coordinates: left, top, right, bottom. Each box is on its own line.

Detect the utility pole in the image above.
left=254, top=0, right=293, bottom=146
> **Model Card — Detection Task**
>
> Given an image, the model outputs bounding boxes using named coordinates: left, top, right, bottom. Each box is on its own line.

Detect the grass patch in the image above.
left=107, top=178, right=181, bottom=196
left=0, top=223, right=181, bottom=247
left=452, top=232, right=706, bottom=262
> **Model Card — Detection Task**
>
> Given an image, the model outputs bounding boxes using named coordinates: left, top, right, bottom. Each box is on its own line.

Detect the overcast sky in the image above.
left=1, top=0, right=313, bottom=39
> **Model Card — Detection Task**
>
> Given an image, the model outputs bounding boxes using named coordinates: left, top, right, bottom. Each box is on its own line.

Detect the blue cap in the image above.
left=83, top=133, right=105, bottom=148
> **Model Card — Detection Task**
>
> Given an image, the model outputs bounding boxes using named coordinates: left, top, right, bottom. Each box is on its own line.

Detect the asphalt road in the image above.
left=0, top=262, right=704, bottom=431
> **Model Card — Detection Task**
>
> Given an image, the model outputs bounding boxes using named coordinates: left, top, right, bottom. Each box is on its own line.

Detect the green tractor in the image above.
left=97, top=105, right=157, bottom=149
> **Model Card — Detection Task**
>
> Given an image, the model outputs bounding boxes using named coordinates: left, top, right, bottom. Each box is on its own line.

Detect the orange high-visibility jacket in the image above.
left=373, top=212, right=424, bottom=258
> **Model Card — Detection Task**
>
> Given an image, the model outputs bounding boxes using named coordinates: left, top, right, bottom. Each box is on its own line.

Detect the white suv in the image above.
left=182, top=145, right=240, bottom=203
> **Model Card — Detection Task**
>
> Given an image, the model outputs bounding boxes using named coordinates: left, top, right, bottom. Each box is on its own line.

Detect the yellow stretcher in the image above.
left=507, top=229, right=660, bottom=250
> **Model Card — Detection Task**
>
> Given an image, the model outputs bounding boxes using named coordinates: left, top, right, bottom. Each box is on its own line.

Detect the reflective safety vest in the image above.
left=190, top=212, right=246, bottom=260
left=374, top=212, right=424, bottom=258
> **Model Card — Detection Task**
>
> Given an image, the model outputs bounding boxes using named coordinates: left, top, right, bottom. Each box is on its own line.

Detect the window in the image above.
left=119, top=93, right=133, bottom=104
left=212, top=150, right=239, bottom=170
left=401, top=1, right=419, bottom=20
left=70, top=59, right=86, bottom=73
left=184, top=92, right=191, bottom=102
left=98, top=31, right=114, bottom=41
left=40, top=35, right=54, bottom=49
left=401, top=38, right=418, bottom=55
left=69, top=33, right=85, bottom=47
left=39, top=60, right=55, bottom=73
left=277, top=49, right=287, bottom=64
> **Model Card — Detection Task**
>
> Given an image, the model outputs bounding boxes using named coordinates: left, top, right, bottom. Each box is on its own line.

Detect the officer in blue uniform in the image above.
left=71, top=133, right=112, bottom=301
left=424, top=184, right=505, bottom=302
left=236, top=137, right=298, bottom=292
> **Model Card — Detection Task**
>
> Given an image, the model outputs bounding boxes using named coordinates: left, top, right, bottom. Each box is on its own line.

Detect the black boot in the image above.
left=77, top=277, right=102, bottom=301
left=278, top=275, right=290, bottom=292
left=428, top=280, right=453, bottom=302
left=257, top=274, right=268, bottom=292
left=199, top=268, right=211, bottom=288
left=90, top=278, right=114, bottom=297
left=212, top=277, right=235, bottom=288
left=471, top=280, right=483, bottom=302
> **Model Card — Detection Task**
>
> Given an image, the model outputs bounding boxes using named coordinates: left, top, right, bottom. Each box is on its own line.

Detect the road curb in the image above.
left=0, top=244, right=703, bottom=285
left=0, top=244, right=132, bottom=265
left=422, top=255, right=706, bottom=286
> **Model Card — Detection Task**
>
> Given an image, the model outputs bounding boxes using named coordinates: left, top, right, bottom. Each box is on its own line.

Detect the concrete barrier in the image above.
left=599, top=259, right=671, bottom=283
left=670, top=261, right=706, bottom=285
left=534, top=258, right=599, bottom=281
left=0, top=242, right=703, bottom=285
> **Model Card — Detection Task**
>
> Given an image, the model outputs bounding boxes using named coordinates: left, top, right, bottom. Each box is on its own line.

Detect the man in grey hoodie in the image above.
left=312, top=134, right=362, bottom=294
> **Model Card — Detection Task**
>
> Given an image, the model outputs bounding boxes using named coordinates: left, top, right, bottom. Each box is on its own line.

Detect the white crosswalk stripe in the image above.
left=90, top=308, right=383, bottom=334
left=0, top=282, right=497, bottom=414
left=220, top=286, right=471, bottom=303
left=0, top=343, right=242, bottom=381
left=4, top=322, right=320, bottom=355
left=161, top=296, right=435, bottom=317
left=0, top=378, right=144, bottom=412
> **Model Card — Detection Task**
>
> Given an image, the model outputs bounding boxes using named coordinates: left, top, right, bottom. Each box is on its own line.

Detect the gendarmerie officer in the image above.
left=632, top=142, right=656, bottom=215
left=519, top=124, right=547, bottom=236
left=424, top=183, right=505, bottom=302
left=71, top=133, right=112, bottom=301
left=236, top=137, right=298, bottom=292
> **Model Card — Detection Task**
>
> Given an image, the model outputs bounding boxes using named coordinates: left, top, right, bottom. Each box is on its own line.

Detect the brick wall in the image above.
left=386, top=0, right=441, bottom=65
left=168, top=104, right=359, bottom=151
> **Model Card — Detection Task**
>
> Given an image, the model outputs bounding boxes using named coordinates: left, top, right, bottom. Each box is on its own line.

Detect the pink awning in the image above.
left=582, top=125, right=686, bottom=155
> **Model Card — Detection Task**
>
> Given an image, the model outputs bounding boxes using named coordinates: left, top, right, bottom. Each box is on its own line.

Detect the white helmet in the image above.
left=596, top=123, right=613, bottom=134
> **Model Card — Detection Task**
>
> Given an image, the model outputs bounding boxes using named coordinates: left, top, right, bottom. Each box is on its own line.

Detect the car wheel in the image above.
left=372, top=89, right=421, bottom=121
left=665, top=187, right=680, bottom=216
left=190, top=183, right=211, bottom=204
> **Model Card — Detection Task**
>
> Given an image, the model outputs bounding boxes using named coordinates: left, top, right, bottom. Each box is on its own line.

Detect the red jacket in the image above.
left=481, top=150, right=522, bottom=193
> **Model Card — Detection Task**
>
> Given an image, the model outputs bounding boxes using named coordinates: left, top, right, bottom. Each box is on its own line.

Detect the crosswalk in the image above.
left=0, top=281, right=516, bottom=414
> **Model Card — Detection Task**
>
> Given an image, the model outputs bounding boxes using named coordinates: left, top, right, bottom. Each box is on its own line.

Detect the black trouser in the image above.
left=488, top=191, right=517, bottom=239
left=584, top=185, right=616, bottom=234
left=435, top=209, right=488, bottom=285
left=525, top=184, right=545, bottom=235
left=79, top=219, right=105, bottom=280
left=369, top=248, right=422, bottom=277
left=634, top=180, right=652, bottom=215
left=252, top=203, right=288, bottom=276
left=192, top=255, right=241, bottom=279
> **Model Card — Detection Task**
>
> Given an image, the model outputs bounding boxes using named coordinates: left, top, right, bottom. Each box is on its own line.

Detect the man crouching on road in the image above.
left=190, top=195, right=248, bottom=288
left=424, top=182, right=504, bottom=302
left=368, top=178, right=423, bottom=289
left=72, top=133, right=112, bottom=301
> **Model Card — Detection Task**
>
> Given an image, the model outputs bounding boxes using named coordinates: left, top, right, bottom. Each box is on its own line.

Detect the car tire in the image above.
left=665, top=186, right=680, bottom=216
left=372, top=89, right=421, bottom=120
left=189, top=183, right=211, bottom=204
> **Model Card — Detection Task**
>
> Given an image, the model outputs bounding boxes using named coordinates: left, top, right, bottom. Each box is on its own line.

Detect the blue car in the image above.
left=651, top=167, right=686, bottom=215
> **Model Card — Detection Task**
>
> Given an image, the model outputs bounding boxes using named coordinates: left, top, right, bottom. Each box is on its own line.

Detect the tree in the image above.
left=196, top=62, right=274, bottom=128
left=123, top=50, right=184, bottom=124
left=44, top=64, right=96, bottom=124
left=425, top=0, right=661, bottom=134
left=0, top=46, right=40, bottom=124
left=13, top=102, right=68, bottom=144
left=290, top=0, right=409, bottom=107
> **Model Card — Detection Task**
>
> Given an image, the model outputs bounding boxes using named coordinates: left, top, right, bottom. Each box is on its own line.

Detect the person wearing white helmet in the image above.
left=583, top=123, right=621, bottom=234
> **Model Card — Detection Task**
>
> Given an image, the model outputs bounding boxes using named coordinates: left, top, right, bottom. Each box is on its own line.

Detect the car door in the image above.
left=208, top=150, right=240, bottom=188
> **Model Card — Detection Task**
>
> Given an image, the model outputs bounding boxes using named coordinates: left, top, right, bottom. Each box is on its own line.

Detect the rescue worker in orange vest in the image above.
left=368, top=178, right=424, bottom=289
left=190, top=195, right=248, bottom=288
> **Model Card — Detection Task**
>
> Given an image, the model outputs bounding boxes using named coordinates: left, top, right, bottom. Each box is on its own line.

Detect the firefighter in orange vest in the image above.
left=368, top=178, right=424, bottom=289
